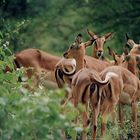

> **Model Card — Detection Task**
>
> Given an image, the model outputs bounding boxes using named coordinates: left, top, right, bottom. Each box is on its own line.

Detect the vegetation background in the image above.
left=0, top=0, right=140, bottom=140
left=0, top=0, right=140, bottom=56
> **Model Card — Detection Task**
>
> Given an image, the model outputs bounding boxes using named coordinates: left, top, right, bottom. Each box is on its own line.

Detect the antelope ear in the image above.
left=104, top=32, right=113, bottom=40
left=84, top=39, right=95, bottom=48
left=107, top=47, right=116, bottom=58
left=107, top=47, right=118, bottom=62
left=75, top=33, right=83, bottom=44
left=125, top=33, right=130, bottom=40
left=86, top=29, right=97, bottom=39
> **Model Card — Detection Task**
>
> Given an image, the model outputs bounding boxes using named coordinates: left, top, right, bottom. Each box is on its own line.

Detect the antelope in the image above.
left=100, top=66, right=140, bottom=139
left=14, top=48, right=61, bottom=87
left=108, top=46, right=140, bottom=79
left=70, top=68, right=117, bottom=140
left=87, top=29, right=113, bottom=59
left=108, top=47, right=140, bottom=136
left=55, top=34, right=117, bottom=140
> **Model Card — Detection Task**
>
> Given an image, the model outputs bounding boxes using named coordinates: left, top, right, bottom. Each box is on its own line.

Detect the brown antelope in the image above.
left=108, top=47, right=140, bottom=137
left=55, top=34, right=117, bottom=140
left=100, top=66, right=140, bottom=139
left=108, top=46, right=140, bottom=79
left=70, top=68, right=117, bottom=140
left=87, top=29, right=113, bottom=59
left=14, top=48, right=61, bottom=87
left=107, top=46, right=125, bottom=65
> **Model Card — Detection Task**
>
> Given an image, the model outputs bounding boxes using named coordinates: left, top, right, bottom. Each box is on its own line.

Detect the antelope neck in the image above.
left=75, top=56, right=85, bottom=71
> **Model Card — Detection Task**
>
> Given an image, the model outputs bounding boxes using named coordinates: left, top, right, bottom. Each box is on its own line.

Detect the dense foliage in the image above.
left=0, top=48, right=81, bottom=140
left=0, top=0, right=140, bottom=55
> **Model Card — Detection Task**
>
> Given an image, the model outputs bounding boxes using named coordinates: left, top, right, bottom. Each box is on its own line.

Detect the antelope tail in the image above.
left=93, top=72, right=118, bottom=85
left=55, top=68, right=64, bottom=88
left=104, top=72, right=118, bottom=82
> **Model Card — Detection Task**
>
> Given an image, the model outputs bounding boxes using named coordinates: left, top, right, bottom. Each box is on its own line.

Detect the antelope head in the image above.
left=108, top=46, right=140, bottom=78
left=64, top=34, right=94, bottom=58
left=125, top=33, right=140, bottom=55
left=107, top=47, right=125, bottom=65
left=63, top=34, right=95, bottom=71
left=87, top=29, right=113, bottom=59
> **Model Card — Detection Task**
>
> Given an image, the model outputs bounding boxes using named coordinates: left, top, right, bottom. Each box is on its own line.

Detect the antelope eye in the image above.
left=70, top=46, right=74, bottom=49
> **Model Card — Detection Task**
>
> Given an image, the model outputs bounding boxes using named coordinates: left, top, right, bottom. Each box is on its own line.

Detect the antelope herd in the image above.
left=6, top=30, right=140, bottom=140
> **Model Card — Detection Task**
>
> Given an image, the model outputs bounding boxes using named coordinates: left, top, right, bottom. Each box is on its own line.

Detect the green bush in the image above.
left=0, top=46, right=82, bottom=140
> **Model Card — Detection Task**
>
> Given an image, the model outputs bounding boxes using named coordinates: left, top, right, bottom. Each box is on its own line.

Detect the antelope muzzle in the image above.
left=96, top=50, right=103, bottom=58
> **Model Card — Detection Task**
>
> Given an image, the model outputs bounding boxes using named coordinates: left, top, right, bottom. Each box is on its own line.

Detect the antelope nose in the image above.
left=97, top=51, right=103, bottom=57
